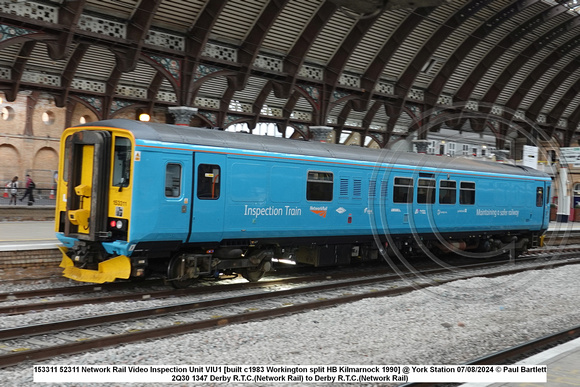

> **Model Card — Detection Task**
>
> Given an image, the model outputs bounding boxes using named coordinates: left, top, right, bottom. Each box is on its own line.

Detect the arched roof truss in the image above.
left=3, top=0, right=580, bottom=147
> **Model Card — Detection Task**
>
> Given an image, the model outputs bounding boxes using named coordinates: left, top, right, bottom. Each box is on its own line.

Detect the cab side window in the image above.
left=113, top=137, right=131, bottom=187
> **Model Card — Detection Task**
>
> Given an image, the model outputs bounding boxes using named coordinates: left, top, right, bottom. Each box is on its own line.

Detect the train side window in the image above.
left=439, top=180, right=456, bottom=204
left=165, top=164, right=181, bottom=198
left=417, top=178, right=436, bottom=204
left=536, top=187, right=544, bottom=207
left=393, top=177, right=413, bottom=203
left=198, top=164, right=221, bottom=200
left=307, top=171, right=333, bottom=201
left=112, top=137, right=131, bottom=187
left=459, top=181, right=475, bottom=205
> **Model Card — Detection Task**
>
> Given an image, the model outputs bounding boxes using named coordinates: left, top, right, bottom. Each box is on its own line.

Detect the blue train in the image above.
left=55, top=119, right=551, bottom=287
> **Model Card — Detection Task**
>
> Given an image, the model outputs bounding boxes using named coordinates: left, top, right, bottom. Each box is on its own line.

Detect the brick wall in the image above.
left=0, top=92, right=61, bottom=187
left=1, top=91, right=170, bottom=188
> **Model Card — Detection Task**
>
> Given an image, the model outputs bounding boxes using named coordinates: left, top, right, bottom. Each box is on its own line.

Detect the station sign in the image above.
left=522, top=145, right=538, bottom=169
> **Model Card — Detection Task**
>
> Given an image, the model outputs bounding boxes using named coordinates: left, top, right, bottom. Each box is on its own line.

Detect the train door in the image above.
left=540, top=182, right=550, bottom=230
left=65, top=130, right=111, bottom=240
left=156, top=153, right=193, bottom=242
left=189, top=154, right=225, bottom=243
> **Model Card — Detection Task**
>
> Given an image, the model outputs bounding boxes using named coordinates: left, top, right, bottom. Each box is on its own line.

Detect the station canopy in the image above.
left=1, top=0, right=580, bottom=148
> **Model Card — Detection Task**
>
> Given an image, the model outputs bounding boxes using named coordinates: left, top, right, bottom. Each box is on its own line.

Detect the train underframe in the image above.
left=60, top=229, right=544, bottom=287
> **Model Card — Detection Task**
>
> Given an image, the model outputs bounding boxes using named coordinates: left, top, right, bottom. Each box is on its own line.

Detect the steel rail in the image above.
left=0, top=246, right=564, bottom=305
left=0, top=273, right=381, bottom=315
left=0, top=273, right=412, bottom=341
left=2, top=252, right=579, bottom=315
left=0, top=280, right=431, bottom=368
left=0, top=279, right=165, bottom=301
left=400, top=325, right=580, bottom=387
left=1, top=259, right=579, bottom=368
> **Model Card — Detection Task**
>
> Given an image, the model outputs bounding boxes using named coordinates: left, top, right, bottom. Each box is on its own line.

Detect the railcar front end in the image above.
left=55, top=126, right=135, bottom=283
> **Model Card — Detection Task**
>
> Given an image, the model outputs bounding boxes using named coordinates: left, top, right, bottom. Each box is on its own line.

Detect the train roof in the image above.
left=78, top=119, right=550, bottom=180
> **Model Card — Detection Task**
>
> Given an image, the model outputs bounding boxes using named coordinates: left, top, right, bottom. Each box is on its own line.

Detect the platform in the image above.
left=0, top=220, right=59, bottom=251
left=546, top=220, right=580, bottom=232
left=0, top=204, right=55, bottom=222
left=461, top=336, right=580, bottom=387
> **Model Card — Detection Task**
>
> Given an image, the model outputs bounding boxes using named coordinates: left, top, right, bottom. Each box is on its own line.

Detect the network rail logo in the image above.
left=368, top=103, right=570, bottom=303
left=310, top=206, right=328, bottom=218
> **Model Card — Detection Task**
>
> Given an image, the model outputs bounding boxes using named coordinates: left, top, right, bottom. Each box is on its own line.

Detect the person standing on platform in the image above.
left=19, top=174, right=35, bottom=206
left=8, top=176, right=18, bottom=205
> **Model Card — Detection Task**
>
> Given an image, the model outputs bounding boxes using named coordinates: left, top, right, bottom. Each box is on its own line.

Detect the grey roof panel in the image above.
left=79, top=119, right=549, bottom=179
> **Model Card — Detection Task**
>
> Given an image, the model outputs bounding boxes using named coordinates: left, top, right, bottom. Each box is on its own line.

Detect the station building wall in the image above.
left=0, top=91, right=169, bottom=189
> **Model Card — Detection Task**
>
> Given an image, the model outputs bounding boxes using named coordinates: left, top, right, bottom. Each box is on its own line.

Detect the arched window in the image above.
left=1, top=106, right=15, bottom=121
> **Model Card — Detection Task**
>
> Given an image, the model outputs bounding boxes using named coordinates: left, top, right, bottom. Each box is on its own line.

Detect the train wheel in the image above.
left=241, top=268, right=265, bottom=282
left=167, top=256, right=194, bottom=289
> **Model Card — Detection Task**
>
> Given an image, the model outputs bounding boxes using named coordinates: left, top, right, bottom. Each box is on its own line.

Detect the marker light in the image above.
left=110, top=219, right=124, bottom=229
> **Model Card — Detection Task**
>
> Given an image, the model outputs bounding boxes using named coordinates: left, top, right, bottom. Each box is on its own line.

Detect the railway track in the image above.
left=0, top=245, right=578, bottom=318
left=0, top=267, right=63, bottom=286
left=1, top=244, right=578, bottom=309
left=1, top=253, right=579, bottom=369
left=401, top=324, right=580, bottom=387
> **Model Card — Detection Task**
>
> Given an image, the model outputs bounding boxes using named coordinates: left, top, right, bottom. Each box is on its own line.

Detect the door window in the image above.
left=536, top=187, right=544, bottom=207
left=165, top=164, right=182, bottom=197
left=198, top=164, right=221, bottom=200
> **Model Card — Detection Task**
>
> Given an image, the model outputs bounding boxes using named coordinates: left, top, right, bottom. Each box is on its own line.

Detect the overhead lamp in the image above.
left=139, top=113, right=150, bottom=122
